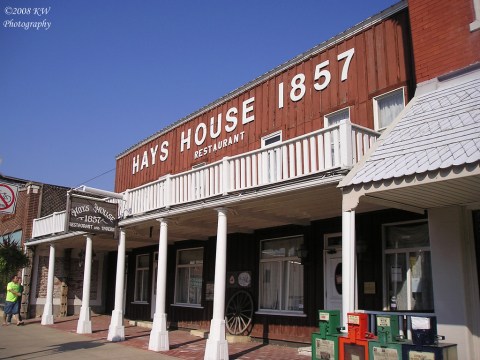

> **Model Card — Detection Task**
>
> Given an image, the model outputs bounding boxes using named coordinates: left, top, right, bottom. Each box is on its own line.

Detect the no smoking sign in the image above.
left=0, top=183, right=19, bottom=215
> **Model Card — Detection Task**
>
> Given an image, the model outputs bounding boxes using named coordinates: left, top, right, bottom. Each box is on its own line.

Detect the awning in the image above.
left=340, top=64, right=480, bottom=213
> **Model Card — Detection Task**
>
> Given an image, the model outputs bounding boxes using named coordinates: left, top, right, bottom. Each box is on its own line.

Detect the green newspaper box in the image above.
left=368, top=315, right=403, bottom=360
left=312, top=310, right=343, bottom=360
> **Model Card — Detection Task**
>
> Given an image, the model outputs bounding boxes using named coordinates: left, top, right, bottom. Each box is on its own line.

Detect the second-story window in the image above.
left=324, top=107, right=350, bottom=127
left=324, top=108, right=350, bottom=166
left=374, top=88, right=405, bottom=131
left=261, top=131, right=282, bottom=183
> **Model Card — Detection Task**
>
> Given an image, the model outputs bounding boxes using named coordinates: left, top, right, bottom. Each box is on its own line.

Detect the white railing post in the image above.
left=32, top=219, right=39, bottom=238
left=222, top=157, right=230, bottom=195
left=164, top=174, right=172, bottom=209
left=339, top=121, right=353, bottom=168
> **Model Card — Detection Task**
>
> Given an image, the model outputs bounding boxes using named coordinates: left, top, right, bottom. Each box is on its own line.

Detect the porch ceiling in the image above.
left=122, top=182, right=383, bottom=249
left=32, top=179, right=385, bottom=254
left=359, top=170, right=480, bottom=211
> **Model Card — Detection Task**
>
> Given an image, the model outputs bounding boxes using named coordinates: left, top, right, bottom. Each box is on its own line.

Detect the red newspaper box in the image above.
left=339, top=312, right=376, bottom=360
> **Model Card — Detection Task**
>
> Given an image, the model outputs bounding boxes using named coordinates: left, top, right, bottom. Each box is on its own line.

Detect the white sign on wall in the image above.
left=0, top=182, right=19, bottom=215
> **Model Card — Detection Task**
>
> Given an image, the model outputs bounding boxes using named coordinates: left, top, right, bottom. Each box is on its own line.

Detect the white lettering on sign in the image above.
left=71, top=204, right=90, bottom=217
left=180, top=96, right=255, bottom=151
left=225, top=107, right=238, bottom=132
left=278, top=48, right=355, bottom=108
left=194, top=132, right=245, bottom=159
left=242, top=97, right=255, bottom=124
left=129, top=47, right=355, bottom=176
left=132, top=141, right=169, bottom=175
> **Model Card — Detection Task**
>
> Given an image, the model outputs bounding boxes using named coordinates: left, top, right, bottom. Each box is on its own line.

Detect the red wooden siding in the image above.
left=115, top=9, right=412, bottom=192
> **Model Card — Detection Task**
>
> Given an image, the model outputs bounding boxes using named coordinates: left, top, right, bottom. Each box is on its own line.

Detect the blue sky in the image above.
left=0, top=0, right=398, bottom=191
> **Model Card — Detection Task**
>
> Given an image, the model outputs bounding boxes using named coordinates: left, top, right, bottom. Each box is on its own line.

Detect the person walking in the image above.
left=7, top=280, right=24, bottom=324
left=3, top=275, right=24, bottom=326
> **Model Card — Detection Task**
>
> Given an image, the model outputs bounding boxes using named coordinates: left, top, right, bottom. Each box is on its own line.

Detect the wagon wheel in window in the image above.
left=225, top=290, right=254, bottom=335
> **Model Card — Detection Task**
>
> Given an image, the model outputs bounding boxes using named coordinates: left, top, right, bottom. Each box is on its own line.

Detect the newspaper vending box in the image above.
left=311, top=310, right=344, bottom=360
left=339, top=312, right=375, bottom=360
left=401, top=316, right=457, bottom=360
left=368, top=315, right=403, bottom=360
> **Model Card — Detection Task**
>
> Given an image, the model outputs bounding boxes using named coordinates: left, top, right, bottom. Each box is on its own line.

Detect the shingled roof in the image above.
left=342, top=65, right=480, bottom=188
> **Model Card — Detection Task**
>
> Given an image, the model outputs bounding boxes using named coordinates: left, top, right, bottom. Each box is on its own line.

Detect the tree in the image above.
left=0, top=237, right=30, bottom=288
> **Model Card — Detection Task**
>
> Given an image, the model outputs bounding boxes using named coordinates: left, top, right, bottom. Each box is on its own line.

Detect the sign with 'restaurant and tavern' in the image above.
left=67, top=195, right=118, bottom=234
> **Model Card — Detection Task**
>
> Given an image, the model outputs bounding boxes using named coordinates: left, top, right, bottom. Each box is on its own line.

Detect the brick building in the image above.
left=0, top=175, right=69, bottom=315
left=24, top=0, right=480, bottom=358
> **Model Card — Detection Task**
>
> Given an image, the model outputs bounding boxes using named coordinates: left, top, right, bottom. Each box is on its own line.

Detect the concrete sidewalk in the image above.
left=0, top=320, right=178, bottom=360
left=0, top=315, right=311, bottom=360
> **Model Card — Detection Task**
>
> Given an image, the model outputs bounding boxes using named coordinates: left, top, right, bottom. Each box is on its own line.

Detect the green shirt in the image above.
left=6, top=281, right=20, bottom=302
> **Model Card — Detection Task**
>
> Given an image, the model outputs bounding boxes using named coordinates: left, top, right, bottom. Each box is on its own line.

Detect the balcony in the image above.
left=32, top=122, right=379, bottom=239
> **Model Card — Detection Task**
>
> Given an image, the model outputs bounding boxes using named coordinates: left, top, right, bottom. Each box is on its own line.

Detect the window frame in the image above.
left=470, top=0, right=480, bottom=31
left=257, top=235, right=306, bottom=317
left=382, top=220, right=434, bottom=312
left=173, top=247, right=204, bottom=307
left=373, top=87, right=405, bottom=131
left=261, top=131, right=282, bottom=148
left=324, top=107, right=350, bottom=127
left=133, top=253, right=150, bottom=303
left=261, top=131, right=283, bottom=183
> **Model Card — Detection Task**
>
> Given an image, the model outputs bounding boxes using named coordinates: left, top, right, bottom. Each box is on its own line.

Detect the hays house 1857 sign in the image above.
left=67, top=195, right=118, bottom=235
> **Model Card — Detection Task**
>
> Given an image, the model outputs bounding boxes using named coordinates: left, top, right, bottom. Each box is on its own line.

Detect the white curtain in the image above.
left=378, top=91, right=404, bottom=129
left=260, top=262, right=280, bottom=309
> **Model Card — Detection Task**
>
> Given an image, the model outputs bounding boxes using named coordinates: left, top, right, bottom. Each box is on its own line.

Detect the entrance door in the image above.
left=325, top=250, right=342, bottom=310
left=324, top=233, right=343, bottom=321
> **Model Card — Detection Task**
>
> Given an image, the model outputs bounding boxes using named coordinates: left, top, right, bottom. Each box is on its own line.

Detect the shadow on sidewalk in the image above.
left=1, top=339, right=106, bottom=360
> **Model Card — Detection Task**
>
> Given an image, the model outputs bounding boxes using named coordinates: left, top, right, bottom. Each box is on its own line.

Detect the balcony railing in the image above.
left=32, top=211, right=66, bottom=238
left=32, top=122, right=379, bottom=238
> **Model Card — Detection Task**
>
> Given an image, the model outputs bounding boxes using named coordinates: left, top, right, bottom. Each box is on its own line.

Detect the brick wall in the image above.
left=36, top=255, right=99, bottom=301
left=40, top=184, right=69, bottom=217
left=21, top=185, right=42, bottom=241
left=408, top=0, right=480, bottom=82
left=0, top=180, right=69, bottom=245
left=0, top=188, right=26, bottom=237
left=36, top=256, right=68, bottom=298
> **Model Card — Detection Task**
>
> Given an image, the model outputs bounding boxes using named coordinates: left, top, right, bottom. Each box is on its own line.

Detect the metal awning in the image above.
left=340, top=64, right=480, bottom=212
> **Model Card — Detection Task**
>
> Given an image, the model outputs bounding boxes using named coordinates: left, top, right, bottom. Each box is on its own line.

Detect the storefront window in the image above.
left=134, top=254, right=150, bottom=302
left=174, top=248, right=203, bottom=306
left=384, top=221, right=434, bottom=311
left=259, top=236, right=304, bottom=313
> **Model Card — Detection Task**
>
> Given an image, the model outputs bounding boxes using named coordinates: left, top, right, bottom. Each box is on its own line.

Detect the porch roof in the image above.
left=340, top=64, right=480, bottom=212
